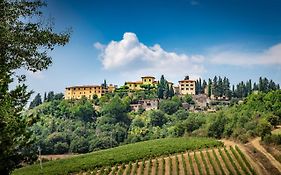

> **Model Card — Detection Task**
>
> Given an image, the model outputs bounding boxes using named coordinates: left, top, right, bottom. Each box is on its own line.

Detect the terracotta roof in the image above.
left=125, top=81, right=143, bottom=84
left=178, top=80, right=195, bottom=83
left=141, top=76, right=155, bottom=79
left=66, top=85, right=101, bottom=89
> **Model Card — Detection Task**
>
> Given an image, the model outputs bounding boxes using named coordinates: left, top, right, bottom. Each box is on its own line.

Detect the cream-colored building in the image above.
left=179, top=76, right=196, bottom=95
left=125, top=76, right=158, bottom=90
left=65, top=84, right=116, bottom=100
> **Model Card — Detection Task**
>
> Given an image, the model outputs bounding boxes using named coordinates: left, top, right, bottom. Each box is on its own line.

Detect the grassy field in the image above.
left=87, top=145, right=257, bottom=175
left=13, top=137, right=222, bottom=175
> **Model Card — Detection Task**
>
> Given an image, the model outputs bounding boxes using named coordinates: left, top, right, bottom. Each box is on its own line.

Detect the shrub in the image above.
left=54, top=142, right=69, bottom=154
left=69, top=137, right=89, bottom=153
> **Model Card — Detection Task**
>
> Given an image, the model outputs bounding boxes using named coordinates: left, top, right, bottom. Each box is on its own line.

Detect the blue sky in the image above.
left=23, top=0, right=281, bottom=95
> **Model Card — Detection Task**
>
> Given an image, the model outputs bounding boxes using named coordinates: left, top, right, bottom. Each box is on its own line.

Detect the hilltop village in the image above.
left=64, top=75, right=233, bottom=112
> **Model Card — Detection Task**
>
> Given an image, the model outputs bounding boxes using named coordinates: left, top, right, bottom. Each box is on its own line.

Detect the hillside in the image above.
left=84, top=145, right=258, bottom=175
left=12, top=137, right=222, bottom=175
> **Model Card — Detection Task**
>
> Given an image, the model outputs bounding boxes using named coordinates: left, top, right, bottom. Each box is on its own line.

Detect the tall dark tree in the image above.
left=0, top=0, right=70, bottom=174
left=169, top=86, right=175, bottom=98
left=47, top=91, right=55, bottom=101
left=218, top=76, right=223, bottom=97
left=202, top=80, right=207, bottom=94
left=164, top=82, right=170, bottom=99
left=207, top=78, right=212, bottom=97
left=212, top=76, right=219, bottom=97
left=29, top=93, right=42, bottom=109
left=43, top=92, right=47, bottom=102
left=157, top=75, right=165, bottom=99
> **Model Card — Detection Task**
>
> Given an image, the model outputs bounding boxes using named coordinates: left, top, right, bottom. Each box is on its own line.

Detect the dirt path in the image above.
left=221, top=139, right=265, bottom=175
left=251, top=137, right=281, bottom=172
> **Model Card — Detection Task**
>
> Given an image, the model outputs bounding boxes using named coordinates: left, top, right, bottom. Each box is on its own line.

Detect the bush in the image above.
left=159, top=100, right=179, bottom=115
left=54, top=142, right=69, bottom=154
left=70, top=137, right=89, bottom=153
left=90, top=136, right=117, bottom=151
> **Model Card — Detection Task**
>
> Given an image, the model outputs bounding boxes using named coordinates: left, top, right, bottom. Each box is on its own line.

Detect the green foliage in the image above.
left=0, top=0, right=70, bottom=173
left=181, top=153, right=187, bottom=175
left=229, top=146, right=250, bottom=175
left=200, top=150, right=210, bottom=175
left=159, top=99, right=180, bottom=115
left=157, top=75, right=174, bottom=99
left=188, top=151, right=195, bottom=175
left=235, top=146, right=256, bottom=175
left=29, top=93, right=42, bottom=109
left=169, top=156, right=172, bottom=175
left=13, top=137, right=222, bottom=175
left=257, top=120, right=272, bottom=140
left=162, top=157, right=165, bottom=175
left=155, top=158, right=159, bottom=175
left=206, top=149, right=219, bottom=175
left=175, top=155, right=179, bottom=175
left=69, top=137, right=89, bottom=153
left=194, top=152, right=203, bottom=175
left=218, top=148, right=231, bottom=175
left=208, top=112, right=227, bottom=138
left=148, top=110, right=167, bottom=127
left=212, top=149, right=225, bottom=175
left=223, top=147, right=241, bottom=175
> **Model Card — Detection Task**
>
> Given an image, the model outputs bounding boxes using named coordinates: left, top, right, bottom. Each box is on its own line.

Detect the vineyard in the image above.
left=84, top=145, right=257, bottom=175
left=13, top=137, right=222, bottom=175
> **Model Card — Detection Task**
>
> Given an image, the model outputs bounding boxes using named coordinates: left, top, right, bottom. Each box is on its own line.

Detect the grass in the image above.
left=13, top=137, right=222, bottom=175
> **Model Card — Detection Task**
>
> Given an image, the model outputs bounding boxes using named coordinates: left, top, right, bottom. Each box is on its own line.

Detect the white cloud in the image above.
left=210, top=43, right=281, bottom=66
left=95, top=32, right=205, bottom=80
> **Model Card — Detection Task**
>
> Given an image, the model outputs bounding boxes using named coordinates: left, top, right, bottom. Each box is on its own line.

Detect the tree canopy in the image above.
left=0, top=0, right=70, bottom=174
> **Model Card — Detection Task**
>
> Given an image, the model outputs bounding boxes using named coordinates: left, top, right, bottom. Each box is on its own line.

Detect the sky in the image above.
left=22, top=0, right=281, bottom=96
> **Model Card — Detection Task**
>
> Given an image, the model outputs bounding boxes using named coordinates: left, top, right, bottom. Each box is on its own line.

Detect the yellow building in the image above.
left=65, top=84, right=116, bottom=100
left=125, top=76, right=158, bottom=90
left=179, top=76, right=196, bottom=95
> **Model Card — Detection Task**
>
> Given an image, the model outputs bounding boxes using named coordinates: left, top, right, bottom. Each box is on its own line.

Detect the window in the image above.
left=190, top=84, right=194, bottom=86
left=181, top=88, right=184, bottom=90
left=186, top=88, right=189, bottom=90
left=84, top=92, right=85, bottom=94
left=149, top=79, right=151, bottom=81
left=135, top=84, right=137, bottom=87
left=144, top=79, right=147, bottom=82
left=80, top=92, right=82, bottom=94
left=74, top=88, right=76, bottom=90
left=90, top=91, right=91, bottom=93
left=191, top=88, right=193, bottom=90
